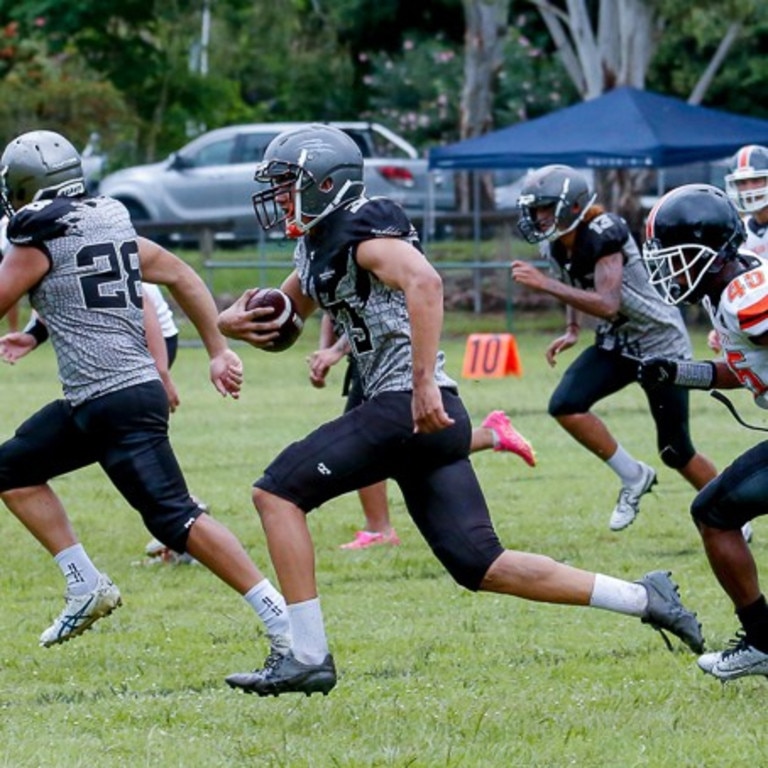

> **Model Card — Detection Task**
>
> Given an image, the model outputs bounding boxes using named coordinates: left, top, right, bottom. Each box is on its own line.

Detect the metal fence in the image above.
left=134, top=213, right=549, bottom=323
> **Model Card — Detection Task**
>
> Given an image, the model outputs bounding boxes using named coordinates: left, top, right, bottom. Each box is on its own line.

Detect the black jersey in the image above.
left=295, top=196, right=456, bottom=398
left=542, top=211, right=691, bottom=358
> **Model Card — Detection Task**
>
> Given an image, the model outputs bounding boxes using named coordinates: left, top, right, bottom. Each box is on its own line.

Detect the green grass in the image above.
left=0, top=325, right=764, bottom=767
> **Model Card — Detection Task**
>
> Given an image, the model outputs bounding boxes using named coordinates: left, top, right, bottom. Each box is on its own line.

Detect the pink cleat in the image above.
left=482, top=410, right=537, bottom=467
left=339, top=529, right=401, bottom=550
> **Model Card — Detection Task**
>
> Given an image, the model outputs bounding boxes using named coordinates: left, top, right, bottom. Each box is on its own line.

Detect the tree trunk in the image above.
left=457, top=0, right=510, bottom=213
left=529, top=0, right=660, bottom=229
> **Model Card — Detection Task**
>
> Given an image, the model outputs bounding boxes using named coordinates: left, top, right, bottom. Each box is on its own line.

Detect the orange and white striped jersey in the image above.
left=707, top=252, right=768, bottom=409
left=745, top=216, right=768, bottom=259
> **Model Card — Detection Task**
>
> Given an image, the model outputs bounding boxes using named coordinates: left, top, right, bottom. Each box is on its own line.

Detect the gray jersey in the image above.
left=8, top=195, right=158, bottom=406
left=295, top=197, right=456, bottom=398
left=543, top=211, right=692, bottom=359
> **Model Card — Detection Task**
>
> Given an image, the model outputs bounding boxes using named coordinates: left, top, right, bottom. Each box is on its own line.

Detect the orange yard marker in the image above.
left=461, top=333, right=522, bottom=378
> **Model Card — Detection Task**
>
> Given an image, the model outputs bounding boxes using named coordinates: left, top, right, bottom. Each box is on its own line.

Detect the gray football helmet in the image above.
left=251, top=124, right=365, bottom=237
left=516, top=164, right=597, bottom=243
left=0, top=130, right=85, bottom=217
left=642, top=184, right=745, bottom=305
left=724, top=144, right=768, bottom=214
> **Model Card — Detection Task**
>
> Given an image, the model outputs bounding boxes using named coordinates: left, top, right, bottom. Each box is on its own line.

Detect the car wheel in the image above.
left=117, top=198, right=150, bottom=224
left=115, top=199, right=170, bottom=245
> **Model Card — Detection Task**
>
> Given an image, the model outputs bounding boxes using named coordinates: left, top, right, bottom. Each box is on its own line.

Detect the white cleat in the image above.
left=609, top=462, right=657, bottom=531
left=39, top=573, right=122, bottom=647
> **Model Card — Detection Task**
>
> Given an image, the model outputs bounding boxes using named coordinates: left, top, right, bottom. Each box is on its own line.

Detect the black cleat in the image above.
left=637, top=570, right=705, bottom=653
left=226, top=650, right=337, bottom=697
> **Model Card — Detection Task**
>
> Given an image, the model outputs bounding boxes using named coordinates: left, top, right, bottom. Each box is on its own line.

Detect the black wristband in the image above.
left=23, top=316, right=49, bottom=346
left=674, top=360, right=716, bottom=389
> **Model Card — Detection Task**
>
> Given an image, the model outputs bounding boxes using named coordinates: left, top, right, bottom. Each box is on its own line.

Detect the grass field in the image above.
left=0, top=322, right=765, bottom=767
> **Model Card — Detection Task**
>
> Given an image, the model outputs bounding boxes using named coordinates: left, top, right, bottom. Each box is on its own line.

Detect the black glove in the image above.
left=638, top=356, right=716, bottom=391
left=637, top=357, right=678, bottom=391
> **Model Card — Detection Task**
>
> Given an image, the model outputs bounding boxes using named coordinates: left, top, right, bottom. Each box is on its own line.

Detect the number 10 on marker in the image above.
left=461, top=333, right=522, bottom=378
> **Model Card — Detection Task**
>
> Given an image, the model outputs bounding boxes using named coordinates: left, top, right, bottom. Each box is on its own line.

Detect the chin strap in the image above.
left=710, top=390, right=768, bottom=432
left=285, top=222, right=304, bottom=239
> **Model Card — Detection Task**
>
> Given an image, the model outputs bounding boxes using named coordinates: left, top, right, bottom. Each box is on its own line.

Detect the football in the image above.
left=244, top=288, right=303, bottom=352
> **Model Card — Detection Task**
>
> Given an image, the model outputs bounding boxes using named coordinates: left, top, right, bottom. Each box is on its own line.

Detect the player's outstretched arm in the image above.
left=138, top=237, right=243, bottom=398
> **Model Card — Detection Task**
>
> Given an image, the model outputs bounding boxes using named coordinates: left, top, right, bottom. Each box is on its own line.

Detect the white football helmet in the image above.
left=724, top=144, right=768, bottom=214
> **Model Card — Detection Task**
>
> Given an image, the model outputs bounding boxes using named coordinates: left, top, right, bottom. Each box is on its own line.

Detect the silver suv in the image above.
left=98, top=122, right=454, bottom=243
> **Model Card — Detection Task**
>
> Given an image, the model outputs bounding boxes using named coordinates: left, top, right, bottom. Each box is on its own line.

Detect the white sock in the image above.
left=288, top=598, right=329, bottom=665
left=54, top=544, right=100, bottom=596
left=244, top=579, right=291, bottom=640
left=589, top=573, right=649, bottom=617
left=606, top=445, right=644, bottom=486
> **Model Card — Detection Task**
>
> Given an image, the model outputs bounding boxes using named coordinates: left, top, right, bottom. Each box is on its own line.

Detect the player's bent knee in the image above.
left=252, top=485, right=280, bottom=516
left=144, top=505, right=205, bottom=554
left=548, top=395, right=581, bottom=418
left=148, top=513, right=202, bottom=553
left=659, top=443, right=694, bottom=470
left=431, top=545, right=500, bottom=592
left=690, top=495, right=742, bottom=530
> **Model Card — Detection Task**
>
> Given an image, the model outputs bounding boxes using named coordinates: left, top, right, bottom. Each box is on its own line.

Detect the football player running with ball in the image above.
left=640, top=183, right=768, bottom=681
left=0, top=131, right=291, bottom=654
left=218, top=124, right=704, bottom=698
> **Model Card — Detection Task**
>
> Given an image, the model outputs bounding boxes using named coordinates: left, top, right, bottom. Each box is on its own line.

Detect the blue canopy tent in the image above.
left=429, top=86, right=768, bottom=171
left=426, top=87, right=768, bottom=315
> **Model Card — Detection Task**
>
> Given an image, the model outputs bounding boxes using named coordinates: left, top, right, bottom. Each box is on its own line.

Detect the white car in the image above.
left=98, top=122, right=455, bottom=243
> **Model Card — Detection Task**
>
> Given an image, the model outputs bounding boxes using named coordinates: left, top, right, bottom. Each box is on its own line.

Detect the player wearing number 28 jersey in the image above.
left=0, top=131, right=293, bottom=658
left=8, top=195, right=158, bottom=405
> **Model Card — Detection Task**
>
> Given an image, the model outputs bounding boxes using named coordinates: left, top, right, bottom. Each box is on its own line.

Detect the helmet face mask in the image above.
left=641, top=239, right=720, bottom=305
left=516, top=164, right=596, bottom=244
left=642, top=184, right=745, bottom=305
left=0, top=130, right=85, bottom=217
left=725, top=145, right=768, bottom=214
left=251, top=125, right=364, bottom=238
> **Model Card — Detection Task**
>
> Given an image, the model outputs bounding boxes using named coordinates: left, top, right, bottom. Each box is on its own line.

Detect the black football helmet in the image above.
left=724, top=144, right=768, bottom=214
left=642, top=184, right=745, bottom=305
left=0, top=130, right=85, bottom=217
left=516, top=164, right=597, bottom=244
left=251, top=124, right=365, bottom=238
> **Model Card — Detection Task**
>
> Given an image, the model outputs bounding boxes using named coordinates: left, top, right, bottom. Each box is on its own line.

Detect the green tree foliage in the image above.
left=2, top=0, right=768, bottom=172
left=0, top=0, right=254, bottom=161
left=0, top=19, right=134, bottom=154
left=211, top=0, right=358, bottom=122
left=649, top=1, right=768, bottom=117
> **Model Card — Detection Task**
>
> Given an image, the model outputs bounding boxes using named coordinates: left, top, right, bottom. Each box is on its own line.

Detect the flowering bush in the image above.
left=361, top=19, right=576, bottom=152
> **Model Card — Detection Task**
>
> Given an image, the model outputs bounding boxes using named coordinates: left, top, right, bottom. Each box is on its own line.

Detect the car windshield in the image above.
left=186, top=138, right=236, bottom=168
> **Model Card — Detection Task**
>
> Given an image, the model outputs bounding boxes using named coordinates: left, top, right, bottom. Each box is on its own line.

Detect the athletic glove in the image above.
left=638, top=357, right=716, bottom=391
